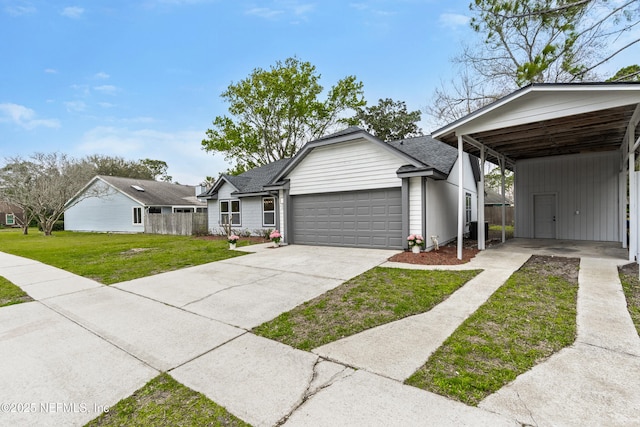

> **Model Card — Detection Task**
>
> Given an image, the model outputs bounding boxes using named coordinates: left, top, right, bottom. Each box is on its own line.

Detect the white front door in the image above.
left=534, top=194, right=556, bottom=239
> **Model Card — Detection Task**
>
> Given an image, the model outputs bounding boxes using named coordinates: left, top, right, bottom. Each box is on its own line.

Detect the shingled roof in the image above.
left=387, top=135, right=459, bottom=176
left=204, top=158, right=292, bottom=198
left=95, top=175, right=206, bottom=207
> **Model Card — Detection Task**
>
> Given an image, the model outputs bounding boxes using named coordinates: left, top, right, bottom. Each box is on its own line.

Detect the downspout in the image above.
left=457, top=135, right=464, bottom=260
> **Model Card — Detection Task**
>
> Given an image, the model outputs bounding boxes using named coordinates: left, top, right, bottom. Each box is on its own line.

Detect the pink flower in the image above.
left=407, top=234, right=416, bottom=241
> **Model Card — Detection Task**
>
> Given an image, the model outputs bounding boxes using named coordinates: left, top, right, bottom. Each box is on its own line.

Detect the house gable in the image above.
left=284, top=138, right=410, bottom=195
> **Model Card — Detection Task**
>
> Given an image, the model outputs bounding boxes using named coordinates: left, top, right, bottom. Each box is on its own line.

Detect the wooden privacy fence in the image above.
left=484, top=206, right=515, bottom=226
left=144, top=213, right=208, bottom=236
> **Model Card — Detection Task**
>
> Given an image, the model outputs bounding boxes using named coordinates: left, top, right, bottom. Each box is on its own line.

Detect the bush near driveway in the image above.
left=0, top=229, right=246, bottom=285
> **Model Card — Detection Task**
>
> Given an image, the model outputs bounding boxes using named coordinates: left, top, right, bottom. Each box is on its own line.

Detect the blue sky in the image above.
left=1, top=1, right=637, bottom=184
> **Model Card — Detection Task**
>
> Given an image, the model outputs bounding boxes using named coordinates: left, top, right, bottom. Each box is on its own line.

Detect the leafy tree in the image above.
left=485, top=167, right=514, bottom=199
left=140, top=159, right=172, bottom=182
left=607, top=65, right=640, bottom=82
left=356, top=98, right=423, bottom=141
left=202, top=57, right=365, bottom=173
left=85, top=155, right=155, bottom=180
left=429, top=0, right=640, bottom=126
left=0, top=153, right=100, bottom=236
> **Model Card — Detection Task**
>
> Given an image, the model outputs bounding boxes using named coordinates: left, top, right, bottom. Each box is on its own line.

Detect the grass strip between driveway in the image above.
left=253, top=267, right=481, bottom=351
left=619, top=263, right=640, bottom=335
left=0, top=275, right=33, bottom=307
left=405, top=255, right=579, bottom=406
left=85, top=373, right=250, bottom=427
left=0, top=229, right=246, bottom=285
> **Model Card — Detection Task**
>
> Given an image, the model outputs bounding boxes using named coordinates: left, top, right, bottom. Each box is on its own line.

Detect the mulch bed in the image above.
left=388, top=243, right=480, bottom=265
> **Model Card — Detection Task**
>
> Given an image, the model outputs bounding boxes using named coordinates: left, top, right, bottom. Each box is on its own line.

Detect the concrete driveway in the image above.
left=2, top=243, right=638, bottom=426
left=115, top=244, right=398, bottom=329
left=0, top=244, right=398, bottom=426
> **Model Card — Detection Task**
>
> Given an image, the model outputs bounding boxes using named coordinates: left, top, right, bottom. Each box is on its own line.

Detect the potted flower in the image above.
left=228, top=234, right=240, bottom=250
left=407, top=234, right=424, bottom=254
left=269, top=229, right=282, bottom=247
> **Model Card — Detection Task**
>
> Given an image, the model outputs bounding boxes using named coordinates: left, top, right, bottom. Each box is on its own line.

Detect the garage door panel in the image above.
left=292, top=188, right=402, bottom=249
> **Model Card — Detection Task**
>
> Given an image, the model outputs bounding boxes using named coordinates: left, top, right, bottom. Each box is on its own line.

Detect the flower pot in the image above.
left=229, top=243, right=236, bottom=250
left=273, top=241, right=280, bottom=248
left=412, top=245, right=420, bottom=254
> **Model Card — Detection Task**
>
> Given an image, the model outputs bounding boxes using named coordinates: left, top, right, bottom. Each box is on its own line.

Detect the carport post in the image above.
left=630, top=129, right=638, bottom=263
left=500, top=158, right=506, bottom=243
left=477, top=145, right=486, bottom=250
left=457, top=135, right=464, bottom=260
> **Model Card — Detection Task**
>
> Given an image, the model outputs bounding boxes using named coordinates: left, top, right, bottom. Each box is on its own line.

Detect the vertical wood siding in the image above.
left=409, top=176, right=423, bottom=235
left=286, top=139, right=406, bottom=195
left=515, top=151, right=619, bottom=241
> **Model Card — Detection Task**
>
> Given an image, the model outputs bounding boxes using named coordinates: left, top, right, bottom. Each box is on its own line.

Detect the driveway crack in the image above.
left=274, top=357, right=353, bottom=426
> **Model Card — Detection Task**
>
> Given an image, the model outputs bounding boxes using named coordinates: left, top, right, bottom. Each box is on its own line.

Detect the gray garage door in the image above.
left=291, top=188, right=403, bottom=249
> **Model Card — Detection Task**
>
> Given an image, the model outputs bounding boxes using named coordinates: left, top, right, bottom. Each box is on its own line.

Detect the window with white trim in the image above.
left=220, top=200, right=241, bottom=226
left=263, top=197, right=276, bottom=227
left=133, top=207, right=143, bottom=225
left=6, top=214, right=15, bottom=225
left=465, top=192, right=472, bottom=224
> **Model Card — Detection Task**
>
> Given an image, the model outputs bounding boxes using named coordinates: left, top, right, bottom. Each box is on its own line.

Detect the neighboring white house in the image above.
left=64, top=175, right=207, bottom=233
left=202, top=127, right=480, bottom=250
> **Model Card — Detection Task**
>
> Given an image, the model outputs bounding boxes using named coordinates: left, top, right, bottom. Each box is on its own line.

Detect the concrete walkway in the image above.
left=313, top=250, right=531, bottom=380
left=479, top=257, right=640, bottom=426
left=1, top=244, right=639, bottom=426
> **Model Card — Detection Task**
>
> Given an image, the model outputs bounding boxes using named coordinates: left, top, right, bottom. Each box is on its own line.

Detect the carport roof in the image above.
left=432, top=83, right=640, bottom=168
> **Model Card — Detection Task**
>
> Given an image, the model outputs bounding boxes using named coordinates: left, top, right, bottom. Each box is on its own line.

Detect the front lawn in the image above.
left=619, top=263, right=640, bottom=335
left=405, top=255, right=579, bottom=406
left=0, top=275, right=33, bottom=307
left=85, top=373, right=250, bottom=427
left=0, top=229, right=247, bottom=285
left=253, top=267, right=481, bottom=351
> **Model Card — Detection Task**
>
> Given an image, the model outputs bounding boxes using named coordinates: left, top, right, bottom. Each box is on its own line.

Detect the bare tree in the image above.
left=0, top=153, right=103, bottom=236
left=429, top=0, right=640, bottom=125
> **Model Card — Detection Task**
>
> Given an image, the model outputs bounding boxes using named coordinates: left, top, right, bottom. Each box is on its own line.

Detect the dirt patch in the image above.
left=388, top=242, right=479, bottom=265
left=197, top=235, right=269, bottom=244
left=523, top=254, right=580, bottom=282
left=120, top=248, right=153, bottom=256
left=618, top=263, right=640, bottom=335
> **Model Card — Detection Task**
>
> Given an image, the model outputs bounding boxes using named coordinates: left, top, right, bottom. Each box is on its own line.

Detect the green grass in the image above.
left=253, top=267, right=481, bottom=351
left=619, top=263, right=640, bottom=335
left=0, top=229, right=247, bottom=285
left=85, top=373, right=250, bottom=427
left=405, top=255, right=579, bottom=406
left=488, top=224, right=514, bottom=240
left=0, top=275, right=33, bottom=307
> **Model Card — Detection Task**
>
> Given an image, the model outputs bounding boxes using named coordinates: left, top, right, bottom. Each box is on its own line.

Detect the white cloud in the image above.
left=0, top=103, right=60, bottom=129
left=246, top=1, right=315, bottom=20
left=94, top=71, right=110, bottom=79
left=94, top=85, right=119, bottom=95
left=64, top=100, right=86, bottom=112
left=439, top=13, right=470, bottom=29
left=77, top=126, right=229, bottom=184
left=61, top=6, right=84, bottom=18
left=44, top=68, right=57, bottom=74
left=246, top=7, right=284, bottom=19
left=97, top=102, right=116, bottom=108
left=4, top=2, right=36, bottom=16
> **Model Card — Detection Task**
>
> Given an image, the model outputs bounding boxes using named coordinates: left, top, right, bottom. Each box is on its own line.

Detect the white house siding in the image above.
left=65, top=181, right=144, bottom=233
left=207, top=181, right=275, bottom=235
left=286, top=139, right=406, bottom=195
left=425, top=156, right=478, bottom=250
left=514, top=151, right=619, bottom=241
left=208, top=182, right=236, bottom=234
left=409, top=176, right=423, bottom=235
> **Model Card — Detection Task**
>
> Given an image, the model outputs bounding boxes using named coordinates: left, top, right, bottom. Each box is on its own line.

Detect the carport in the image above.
left=432, top=83, right=640, bottom=264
